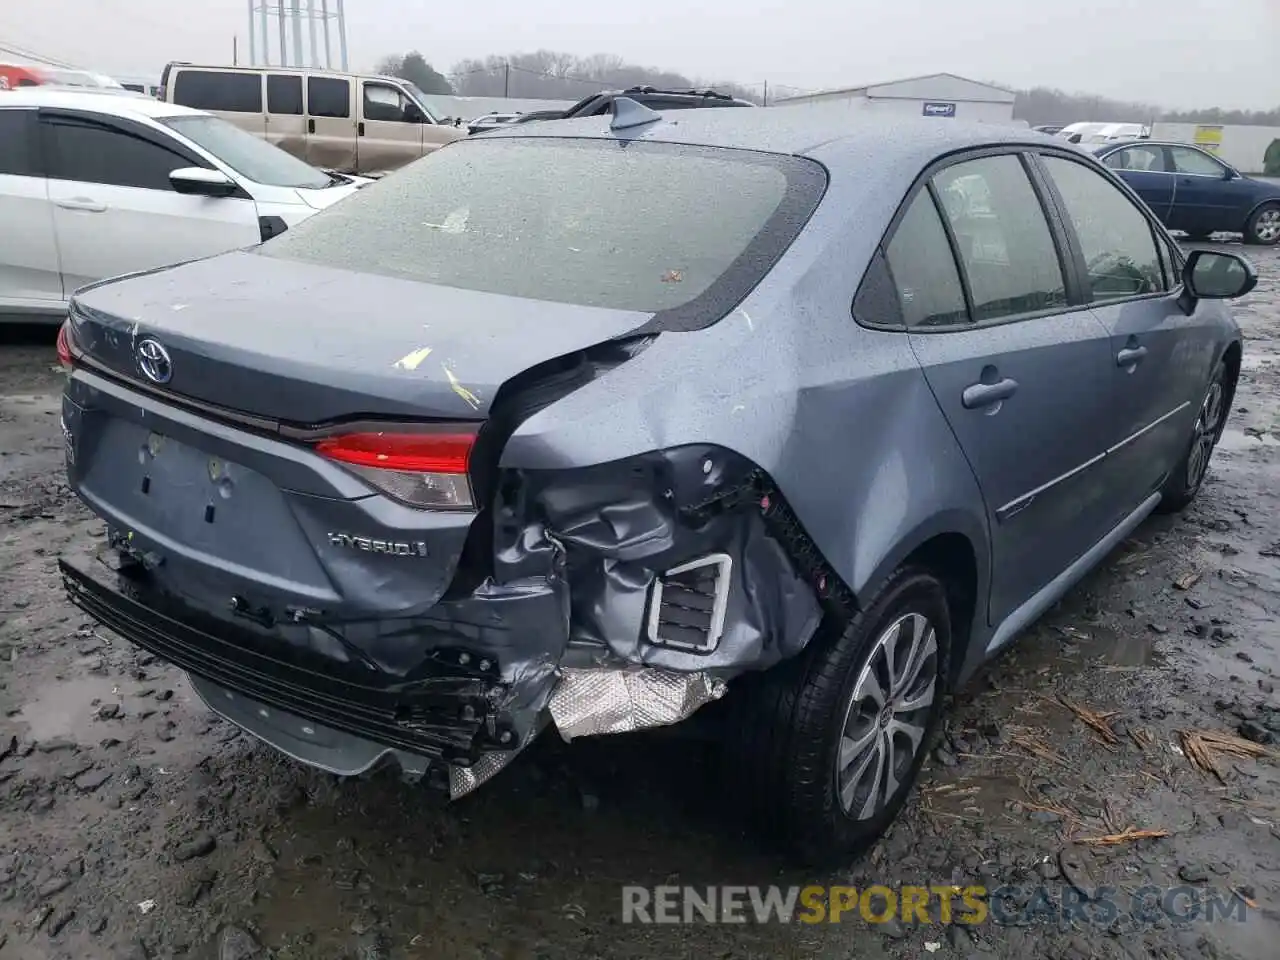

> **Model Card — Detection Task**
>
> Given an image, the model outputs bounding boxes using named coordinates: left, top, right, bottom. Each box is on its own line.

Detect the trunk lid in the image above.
left=69, top=250, right=654, bottom=424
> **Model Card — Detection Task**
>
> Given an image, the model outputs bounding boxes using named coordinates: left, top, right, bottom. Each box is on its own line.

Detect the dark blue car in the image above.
left=1095, top=140, right=1280, bottom=244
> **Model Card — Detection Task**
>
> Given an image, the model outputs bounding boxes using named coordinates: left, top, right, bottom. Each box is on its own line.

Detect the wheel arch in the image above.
left=851, top=514, right=990, bottom=685
left=1221, top=338, right=1243, bottom=410
left=1242, top=197, right=1280, bottom=236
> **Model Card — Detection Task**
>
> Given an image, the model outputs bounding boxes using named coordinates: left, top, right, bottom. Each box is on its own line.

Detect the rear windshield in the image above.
left=254, top=137, right=825, bottom=326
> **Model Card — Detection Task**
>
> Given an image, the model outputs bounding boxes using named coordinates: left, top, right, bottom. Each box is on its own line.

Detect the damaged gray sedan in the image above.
left=58, top=101, right=1257, bottom=864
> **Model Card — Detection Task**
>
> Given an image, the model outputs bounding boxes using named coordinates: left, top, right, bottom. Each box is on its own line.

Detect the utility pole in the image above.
left=246, top=0, right=256, bottom=65
left=259, top=0, right=270, bottom=65
left=320, top=0, right=332, bottom=68
left=503, top=61, right=510, bottom=97
left=763, top=80, right=768, bottom=107
left=233, top=35, right=239, bottom=65
left=277, top=0, right=287, bottom=67
left=335, top=0, right=348, bottom=70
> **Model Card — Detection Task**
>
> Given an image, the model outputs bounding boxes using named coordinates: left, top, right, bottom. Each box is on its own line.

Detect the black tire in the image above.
left=1244, top=202, right=1280, bottom=245
left=1156, top=360, right=1229, bottom=513
left=724, top=566, right=951, bottom=866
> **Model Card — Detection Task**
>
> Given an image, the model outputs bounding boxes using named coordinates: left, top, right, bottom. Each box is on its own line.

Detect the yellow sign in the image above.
left=1194, top=125, right=1224, bottom=155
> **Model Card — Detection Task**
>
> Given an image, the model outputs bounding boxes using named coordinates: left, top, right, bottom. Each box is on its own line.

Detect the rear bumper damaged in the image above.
left=62, top=444, right=825, bottom=797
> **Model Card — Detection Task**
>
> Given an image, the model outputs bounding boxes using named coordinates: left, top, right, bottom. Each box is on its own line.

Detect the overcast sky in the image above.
left=3, top=0, right=1275, bottom=110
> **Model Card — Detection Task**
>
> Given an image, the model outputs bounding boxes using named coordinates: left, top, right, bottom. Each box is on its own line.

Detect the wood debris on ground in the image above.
left=1173, top=570, right=1202, bottom=590
left=1129, top=727, right=1155, bottom=750
left=1010, top=733, right=1070, bottom=768
left=1076, top=826, right=1170, bottom=846
left=1232, top=887, right=1260, bottom=909
left=1057, top=696, right=1120, bottom=746
left=1179, top=729, right=1276, bottom=783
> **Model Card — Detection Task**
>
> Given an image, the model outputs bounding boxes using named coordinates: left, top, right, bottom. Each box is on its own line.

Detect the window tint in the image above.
left=257, top=138, right=823, bottom=320
left=172, top=70, right=262, bottom=113
left=266, top=74, right=304, bottom=115
left=0, top=110, right=35, bottom=176
left=1103, top=145, right=1167, bottom=173
left=308, top=77, right=350, bottom=118
left=884, top=190, right=969, bottom=328
left=1042, top=156, right=1166, bottom=300
left=1170, top=146, right=1226, bottom=177
left=363, top=83, right=408, bottom=122
left=45, top=118, right=195, bottom=190
left=932, top=155, right=1067, bottom=322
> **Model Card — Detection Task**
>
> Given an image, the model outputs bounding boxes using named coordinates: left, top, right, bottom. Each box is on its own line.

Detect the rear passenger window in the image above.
left=0, top=110, right=35, bottom=177
left=1041, top=156, right=1166, bottom=300
left=308, top=77, right=350, bottom=118
left=933, top=155, right=1067, bottom=323
left=1103, top=145, right=1167, bottom=172
left=266, top=74, right=304, bottom=115
left=884, top=190, right=969, bottom=328
left=172, top=70, right=263, bottom=113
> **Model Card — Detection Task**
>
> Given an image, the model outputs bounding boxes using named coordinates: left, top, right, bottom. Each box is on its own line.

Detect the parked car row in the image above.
left=0, top=87, right=364, bottom=322
left=52, top=102, right=1255, bottom=863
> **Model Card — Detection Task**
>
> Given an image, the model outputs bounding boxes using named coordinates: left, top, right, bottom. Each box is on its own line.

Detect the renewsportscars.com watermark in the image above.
left=621, top=884, right=1255, bottom=927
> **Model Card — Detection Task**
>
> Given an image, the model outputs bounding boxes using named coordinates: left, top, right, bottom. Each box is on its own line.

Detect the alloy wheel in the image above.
left=1186, top=377, right=1226, bottom=490
left=836, top=612, right=938, bottom=820
left=1256, top=209, right=1280, bottom=244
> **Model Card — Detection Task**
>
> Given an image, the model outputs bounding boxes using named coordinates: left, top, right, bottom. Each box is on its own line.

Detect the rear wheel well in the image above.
left=899, top=533, right=979, bottom=683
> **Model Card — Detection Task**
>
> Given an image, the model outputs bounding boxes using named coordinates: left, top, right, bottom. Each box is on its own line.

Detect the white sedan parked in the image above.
left=0, top=88, right=366, bottom=322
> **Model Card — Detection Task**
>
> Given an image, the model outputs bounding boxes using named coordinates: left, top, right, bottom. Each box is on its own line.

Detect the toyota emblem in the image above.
left=136, top=337, right=173, bottom=385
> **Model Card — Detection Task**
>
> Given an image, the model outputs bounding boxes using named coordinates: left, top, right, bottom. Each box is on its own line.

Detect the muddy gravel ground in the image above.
left=3, top=243, right=1280, bottom=960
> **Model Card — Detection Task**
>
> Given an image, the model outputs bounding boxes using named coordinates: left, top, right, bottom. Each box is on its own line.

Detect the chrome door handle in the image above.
left=55, top=198, right=107, bottom=213
left=962, top=377, right=1019, bottom=409
left=1116, top=346, right=1148, bottom=367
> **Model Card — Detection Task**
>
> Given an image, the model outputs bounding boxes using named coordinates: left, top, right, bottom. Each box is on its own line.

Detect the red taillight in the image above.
left=314, top=431, right=476, bottom=510
left=55, top=320, right=74, bottom=368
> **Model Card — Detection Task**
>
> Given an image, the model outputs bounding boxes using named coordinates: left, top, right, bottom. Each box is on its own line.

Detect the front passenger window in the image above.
left=1041, top=156, right=1165, bottom=300
left=884, top=190, right=969, bottom=328
left=363, top=84, right=408, bottom=123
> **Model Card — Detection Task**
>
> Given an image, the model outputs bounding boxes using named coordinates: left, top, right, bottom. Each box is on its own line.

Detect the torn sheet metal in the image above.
left=517, top=445, right=825, bottom=675
left=548, top=666, right=726, bottom=740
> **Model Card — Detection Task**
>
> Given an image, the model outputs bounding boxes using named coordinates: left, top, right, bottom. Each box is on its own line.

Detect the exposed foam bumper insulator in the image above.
left=548, top=666, right=727, bottom=740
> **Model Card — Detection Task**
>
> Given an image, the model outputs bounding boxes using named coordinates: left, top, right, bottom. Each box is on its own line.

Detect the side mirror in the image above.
left=1222, top=167, right=1238, bottom=180
left=169, top=167, right=237, bottom=198
left=1178, top=249, right=1257, bottom=313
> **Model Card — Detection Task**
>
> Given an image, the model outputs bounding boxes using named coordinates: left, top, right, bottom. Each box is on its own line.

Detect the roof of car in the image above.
left=0, top=86, right=200, bottom=120
left=1093, top=139, right=1203, bottom=152
left=482, top=106, right=1058, bottom=164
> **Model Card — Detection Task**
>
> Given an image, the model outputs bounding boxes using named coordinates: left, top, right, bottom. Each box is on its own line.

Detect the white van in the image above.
left=1058, top=121, right=1150, bottom=145
left=161, top=63, right=466, bottom=175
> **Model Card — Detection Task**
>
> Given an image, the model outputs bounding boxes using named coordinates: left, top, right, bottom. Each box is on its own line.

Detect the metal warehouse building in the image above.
left=771, top=73, right=1017, bottom=123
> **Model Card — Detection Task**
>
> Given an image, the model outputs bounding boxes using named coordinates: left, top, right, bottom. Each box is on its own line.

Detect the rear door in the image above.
left=264, top=73, right=307, bottom=160
left=0, top=106, right=63, bottom=308
left=304, top=76, right=357, bottom=172
left=899, top=152, right=1117, bottom=626
left=358, top=79, right=423, bottom=171
left=40, top=111, right=260, bottom=292
left=1036, top=152, right=1216, bottom=515
left=1167, top=145, right=1252, bottom=236
left=169, top=68, right=267, bottom=138
left=1099, top=143, right=1174, bottom=222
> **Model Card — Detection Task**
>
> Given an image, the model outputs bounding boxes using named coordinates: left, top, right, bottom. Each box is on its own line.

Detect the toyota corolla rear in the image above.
left=58, top=129, right=830, bottom=794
